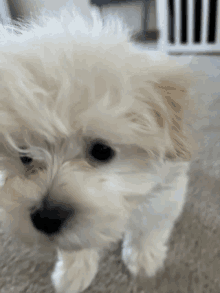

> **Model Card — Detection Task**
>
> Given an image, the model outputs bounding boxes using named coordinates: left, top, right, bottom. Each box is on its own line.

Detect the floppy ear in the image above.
left=153, top=71, right=196, bottom=161
left=130, top=61, right=196, bottom=161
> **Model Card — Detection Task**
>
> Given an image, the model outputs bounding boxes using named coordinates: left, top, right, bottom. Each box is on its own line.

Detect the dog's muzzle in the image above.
left=30, top=196, right=74, bottom=236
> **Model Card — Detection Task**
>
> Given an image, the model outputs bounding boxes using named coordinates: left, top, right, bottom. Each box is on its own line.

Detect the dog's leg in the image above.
left=52, top=248, right=100, bottom=293
left=122, top=162, right=189, bottom=277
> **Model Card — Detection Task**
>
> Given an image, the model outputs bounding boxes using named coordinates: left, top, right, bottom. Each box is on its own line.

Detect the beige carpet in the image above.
left=1, top=56, right=220, bottom=292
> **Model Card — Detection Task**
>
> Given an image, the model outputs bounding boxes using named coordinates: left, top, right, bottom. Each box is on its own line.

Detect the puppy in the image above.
left=0, top=8, right=194, bottom=293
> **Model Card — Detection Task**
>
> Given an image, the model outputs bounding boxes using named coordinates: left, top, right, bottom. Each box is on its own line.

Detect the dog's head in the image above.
left=0, top=9, right=194, bottom=250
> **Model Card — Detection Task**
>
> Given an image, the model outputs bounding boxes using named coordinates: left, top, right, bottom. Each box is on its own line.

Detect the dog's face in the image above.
left=0, top=11, right=194, bottom=251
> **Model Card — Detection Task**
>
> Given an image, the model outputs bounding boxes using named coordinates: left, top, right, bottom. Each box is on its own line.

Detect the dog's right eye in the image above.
left=20, top=156, right=33, bottom=165
left=86, top=140, right=115, bottom=165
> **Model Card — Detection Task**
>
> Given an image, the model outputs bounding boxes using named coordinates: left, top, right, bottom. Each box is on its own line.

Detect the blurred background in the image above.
left=4, top=0, right=158, bottom=41
left=0, top=0, right=219, bottom=54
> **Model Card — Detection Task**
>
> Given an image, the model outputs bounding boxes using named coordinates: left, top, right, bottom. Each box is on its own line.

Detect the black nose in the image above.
left=30, top=197, right=74, bottom=236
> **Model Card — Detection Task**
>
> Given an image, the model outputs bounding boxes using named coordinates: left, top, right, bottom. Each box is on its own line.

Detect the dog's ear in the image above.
left=131, top=62, right=196, bottom=161
left=155, top=74, right=194, bottom=161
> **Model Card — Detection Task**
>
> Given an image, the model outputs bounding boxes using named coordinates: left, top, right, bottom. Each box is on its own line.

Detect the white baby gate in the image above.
left=157, top=0, right=220, bottom=54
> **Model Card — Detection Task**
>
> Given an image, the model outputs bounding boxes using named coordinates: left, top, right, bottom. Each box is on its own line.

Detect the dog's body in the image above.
left=0, top=8, right=194, bottom=293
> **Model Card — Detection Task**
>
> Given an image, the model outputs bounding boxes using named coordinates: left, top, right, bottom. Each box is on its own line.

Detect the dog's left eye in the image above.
left=20, top=156, right=33, bottom=165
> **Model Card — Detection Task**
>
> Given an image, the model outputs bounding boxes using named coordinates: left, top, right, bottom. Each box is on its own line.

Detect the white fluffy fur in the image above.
left=0, top=7, right=195, bottom=293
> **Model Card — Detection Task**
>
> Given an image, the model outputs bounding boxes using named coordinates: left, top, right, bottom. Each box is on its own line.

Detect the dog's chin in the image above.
left=56, top=225, right=125, bottom=251
left=14, top=227, right=123, bottom=252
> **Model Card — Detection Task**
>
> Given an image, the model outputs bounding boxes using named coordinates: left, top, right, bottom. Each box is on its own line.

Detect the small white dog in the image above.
left=0, top=7, right=195, bottom=293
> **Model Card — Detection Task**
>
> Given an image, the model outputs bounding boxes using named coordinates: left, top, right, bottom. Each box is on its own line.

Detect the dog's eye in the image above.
left=87, top=141, right=115, bottom=164
left=20, top=156, right=33, bottom=165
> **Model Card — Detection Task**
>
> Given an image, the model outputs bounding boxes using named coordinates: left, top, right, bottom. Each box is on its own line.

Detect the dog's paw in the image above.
left=122, top=238, right=168, bottom=277
left=52, top=249, right=99, bottom=293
